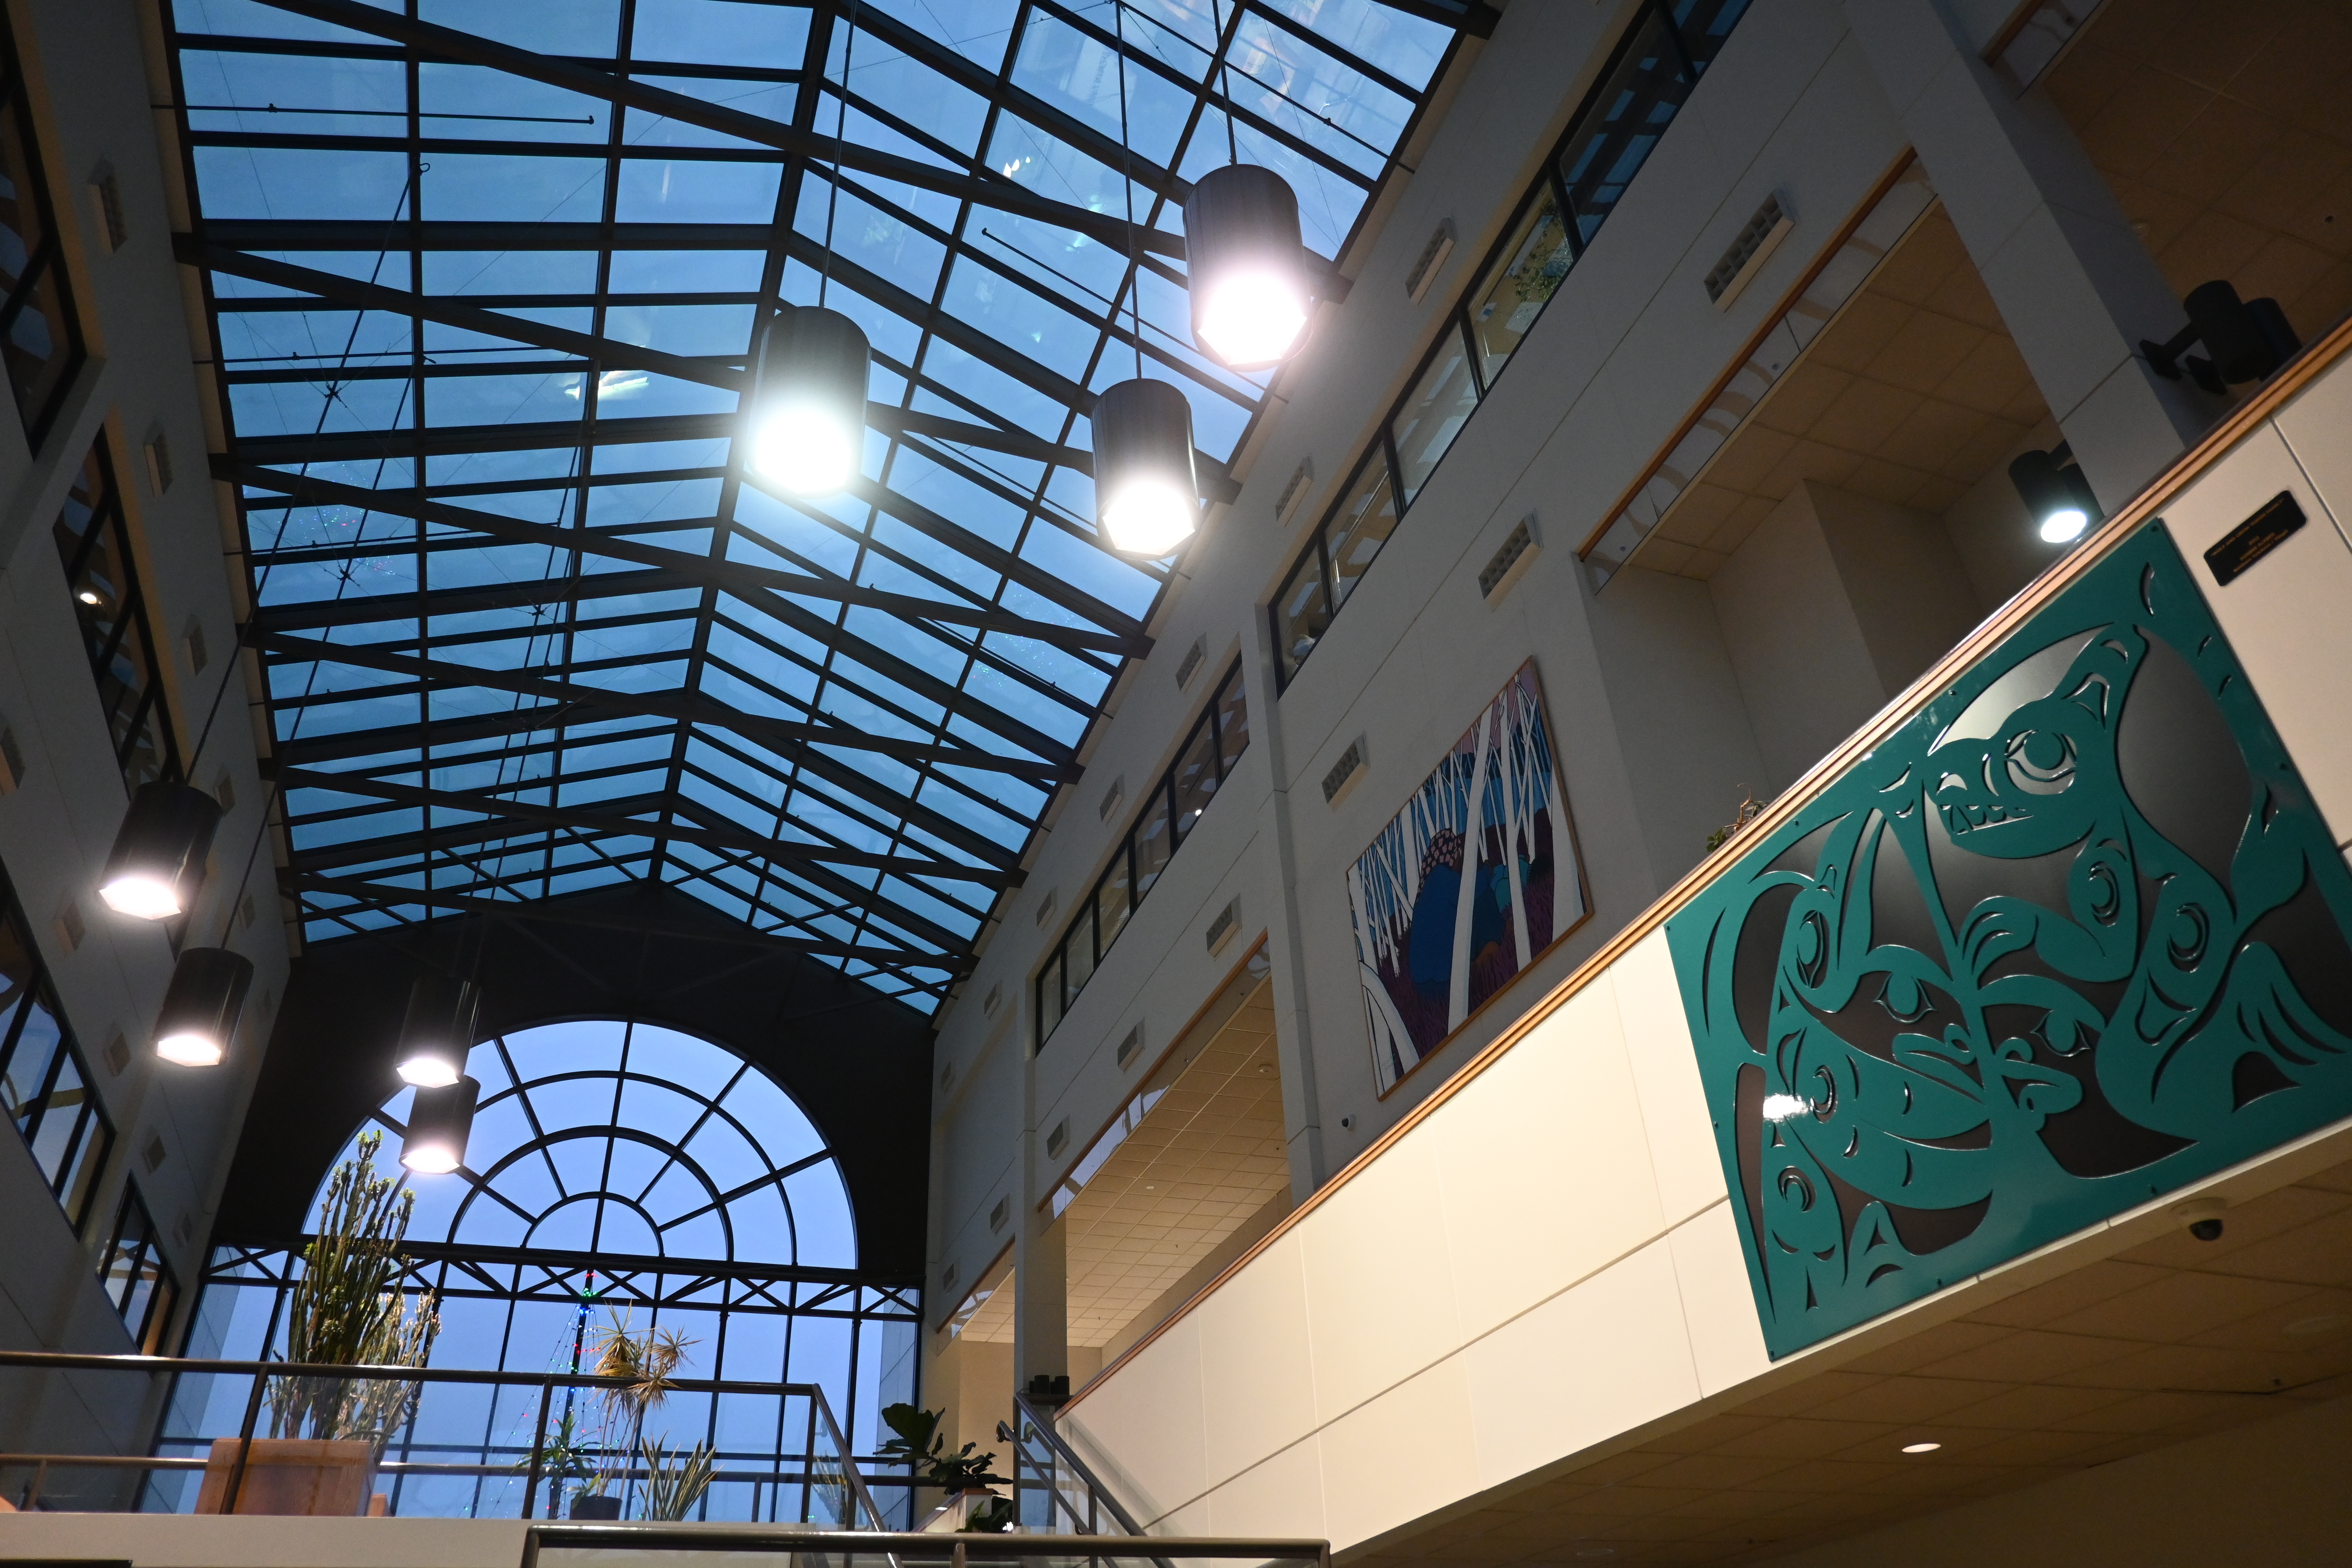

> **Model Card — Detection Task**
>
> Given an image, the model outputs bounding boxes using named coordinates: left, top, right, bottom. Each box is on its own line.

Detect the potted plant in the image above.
left=640, top=1434, right=717, bottom=1521
left=198, top=1132, right=440, bottom=1515
left=879, top=1403, right=1014, bottom=1533
left=516, top=1409, right=607, bottom=1519
left=574, top=1310, right=697, bottom=1518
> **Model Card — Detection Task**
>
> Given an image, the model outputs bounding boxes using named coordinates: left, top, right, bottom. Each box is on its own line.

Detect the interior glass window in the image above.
left=1326, top=458, right=1402, bottom=609
left=1274, top=547, right=1332, bottom=685
left=1389, top=326, right=1481, bottom=504
left=1557, top=9, right=1694, bottom=246
left=1214, top=669, right=1250, bottom=777
left=1468, top=187, right=1573, bottom=383
left=1170, top=718, right=1220, bottom=844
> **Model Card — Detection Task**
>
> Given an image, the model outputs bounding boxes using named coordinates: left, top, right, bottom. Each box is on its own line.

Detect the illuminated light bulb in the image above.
left=78, top=589, right=101, bottom=604
left=100, top=782, right=223, bottom=920
left=2038, top=507, right=2088, bottom=544
left=152, top=947, right=253, bottom=1068
left=1092, top=378, right=1200, bottom=557
left=1901, top=1442, right=1942, bottom=1455
left=396, top=975, right=479, bottom=1089
left=1183, top=164, right=1314, bottom=371
left=743, top=306, right=871, bottom=498
left=2009, top=447, right=2100, bottom=547
left=402, top=1075, right=480, bottom=1175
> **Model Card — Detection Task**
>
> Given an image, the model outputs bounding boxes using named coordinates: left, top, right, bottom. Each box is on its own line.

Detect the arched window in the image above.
left=348, top=1018, right=854, bottom=1267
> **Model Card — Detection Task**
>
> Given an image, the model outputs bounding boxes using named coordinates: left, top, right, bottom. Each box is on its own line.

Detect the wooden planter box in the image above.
left=194, top=1437, right=378, bottom=1516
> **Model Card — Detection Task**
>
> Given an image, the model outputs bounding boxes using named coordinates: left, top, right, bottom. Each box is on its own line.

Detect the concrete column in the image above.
left=1010, top=1135, right=1066, bottom=1402
left=1246, top=613, right=1327, bottom=1200
left=1842, top=0, right=2217, bottom=508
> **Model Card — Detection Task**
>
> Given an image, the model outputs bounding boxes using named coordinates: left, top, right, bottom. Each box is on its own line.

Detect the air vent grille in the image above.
left=1275, top=458, right=1314, bottom=525
left=1045, top=1119, right=1069, bottom=1158
left=1175, top=637, right=1207, bottom=688
left=1704, top=193, right=1793, bottom=309
left=1321, top=740, right=1365, bottom=803
left=1205, top=899, right=1238, bottom=954
left=1117, top=1022, right=1144, bottom=1068
left=1479, top=519, right=1536, bottom=599
left=1405, top=219, right=1456, bottom=302
left=989, top=1196, right=1009, bottom=1232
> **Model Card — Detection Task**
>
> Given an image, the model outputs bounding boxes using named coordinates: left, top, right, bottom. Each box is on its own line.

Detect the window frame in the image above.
left=101, top=1179, right=182, bottom=1355
left=0, top=14, right=88, bottom=446
left=1034, top=660, right=1250, bottom=1052
left=0, top=858, right=116, bottom=1233
left=1268, top=0, right=1752, bottom=691
left=52, top=436, right=185, bottom=794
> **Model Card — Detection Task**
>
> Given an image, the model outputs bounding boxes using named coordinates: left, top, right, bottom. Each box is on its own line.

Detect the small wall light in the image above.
left=1093, top=378, right=1200, bottom=556
left=745, top=305, right=871, bottom=495
left=401, top=1075, right=481, bottom=1174
left=2009, top=444, right=2102, bottom=544
left=1184, top=164, right=1312, bottom=370
left=99, top=781, right=223, bottom=920
left=396, top=975, right=480, bottom=1088
left=2142, top=280, right=2300, bottom=392
left=153, top=947, right=254, bottom=1066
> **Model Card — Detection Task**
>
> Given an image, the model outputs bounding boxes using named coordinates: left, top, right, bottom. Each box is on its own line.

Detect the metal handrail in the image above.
left=518, top=1523, right=1330, bottom=1568
left=0, top=1348, right=887, bottom=1522
left=1009, top=1391, right=1154, bottom=1537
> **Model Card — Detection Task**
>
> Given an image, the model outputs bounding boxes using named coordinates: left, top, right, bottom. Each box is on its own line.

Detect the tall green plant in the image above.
left=268, top=1130, right=441, bottom=1448
left=586, top=1310, right=697, bottom=1502
left=639, top=1435, right=716, bottom=1522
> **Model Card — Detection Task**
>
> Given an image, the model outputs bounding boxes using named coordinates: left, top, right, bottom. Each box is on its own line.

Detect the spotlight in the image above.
left=1184, top=164, right=1312, bottom=370
left=745, top=305, right=871, bottom=495
left=2008, top=446, right=2101, bottom=545
left=401, top=1075, right=480, bottom=1175
left=2142, top=280, right=2300, bottom=392
left=99, top=781, right=223, bottom=920
left=395, top=975, right=480, bottom=1089
left=1092, top=378, right=1200, bottom=556
left=153, top=947, right=253, bottom=1067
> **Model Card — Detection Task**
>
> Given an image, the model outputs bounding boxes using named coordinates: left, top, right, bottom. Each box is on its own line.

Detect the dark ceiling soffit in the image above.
left=278, top=870, right=947, bottom=967
left=247, top=0, right=1192, bottom=261
left=1365, top=0, right=1502, bottom=36
left=249, top=629, right=1080, bottom=784
left=220, top=460, right=1148, bottom=658
left=273, top=767, right=1018, bottom=889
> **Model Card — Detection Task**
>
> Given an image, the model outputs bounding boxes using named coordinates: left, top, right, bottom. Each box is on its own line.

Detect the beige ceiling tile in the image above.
left=2040, top=1267, right=2311, bottom=1343
left=1703, top=1417, right=1904, bottom=1461
left=1637, top=537, right=1699, bottom=575
left=1843, top=457, right=1936, bottom=507
left=2108, top=172, right=2208, bottom=261
left=1873, top=397, right=1988, bottom=473
left=2228, top=127, right=2352, bottom=236
left=1633, top=1452, right=1804, bottom=1493
left=1966, top=1258, right=2168, bottom=1331
left=1794, top=1375, right=2007, bottom=1428
left=1805, top=377, right=1925, bottom=453
left=1726, top=1369, right=1881, bottom=1420
left=2071, top=76, right=2196, bottom=181
left=2159, top=95, right=2290, bottom=209
left=1758, top=438, right=1864, bottom=498
left=2299, top=1162, right=2352, bottom=1195
left=1698, top=494, right=1780, bottom=558
left=2282, top=262, right=2352, bottom=346
left=1908, top=1327, right=2143, bottom=1384
left=1865, top=310, right=1990, bottom=396
left=2041, top=40, right=2135, bottom=129
left=1677, top=546, right=1730, bottom=582
left=2152, top=210, right=2274, bottom=299
left=1838, top=1318, right=2013, bottom=1375
left=1655, top=482, right=1743, bottom=547
left=1867, top=212, right=1969, bottom=307
left=1936, top=332, right=2038, bottom=417
left=2060, top=1386, right=2272, bottom=1436
left=1753, top=362, right=1857, bottom=438
left=1934, top=1380, right=2134, bottom=1431
left=1938, top=412, right=2034, bottom=483
left=2115, top=1184, right=2352, bottom=1273
left=2182, top=1283, right=2352, bottom=1349
left=1919, top=258, right=2005, bottom=333
left=1808, top=293, right=1913, bottom=375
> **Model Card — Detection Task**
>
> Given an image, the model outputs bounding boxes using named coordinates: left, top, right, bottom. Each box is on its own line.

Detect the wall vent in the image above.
left=1045, top=1119, right=1069, bottom=1158
left=0, top=719, right=22, bottom=794
left=988, top=1196, right=1010, bottom=1233
left=89, top=163, right=126, bottom=252
left=1274, top=458, right=1314, bottom=526
left=1174, top=636, right=1207, bottom=689
left=1704, top=192, right=1794, bottom=310
left=184, top=616, right=208, bottom=674
left=55, top=899, right=84, bottom=953
left=942, top=1262, right=958, bottom=1292
left=982, top=982, right=1002, bottom=1017
left=104, top=1034, right=131, bottom=1076
left=1116, top=1022, right=1144, bottom=1069
left=1320, top=739, right=1365, bottom=804
left=1405, top=219, right=1456, bottom=303
left=143, top=1135, right=168, bottom=1173
left=939, top=1059, right=957, bottom=1091
left=1097, top=774, right=1125, bottom=821
left=215, top=770, right=236, bottom=816
left=1479, top=516, right=1540, bottom=600
left=239, top=894, right=257, bottom=931
left=1033, top=890, right=1058, bottom=928
left=1205, top=899, right=1239, bottom=955
left=144, top=428, right=174, bottom=494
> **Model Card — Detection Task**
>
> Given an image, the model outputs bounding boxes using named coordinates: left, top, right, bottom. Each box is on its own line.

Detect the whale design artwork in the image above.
left=1668, top=522, right=2352, bottom=1358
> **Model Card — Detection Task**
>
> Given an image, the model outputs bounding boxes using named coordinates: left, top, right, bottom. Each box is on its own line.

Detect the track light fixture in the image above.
left=1092, top=378, right=1200, bottom=556
left=1184, top=164, right=1312, bottom=370
left=2142, top=280, right=2300, bottom=392
left=2009, top=444, right=2102, bottom=544
left=153, top=947, right=253, bottom=1067
left=396, top=975, right=480, bottom=1088
left=746, top=305, right=871, bottom=495
left=401, top=1075, right=481, bottom=1175
left=99, top=781, right=222, bottom=920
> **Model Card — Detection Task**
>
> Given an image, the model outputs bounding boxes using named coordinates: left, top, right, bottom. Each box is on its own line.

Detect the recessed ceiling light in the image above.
left=1902, top=1441, right=1941, bottom=1454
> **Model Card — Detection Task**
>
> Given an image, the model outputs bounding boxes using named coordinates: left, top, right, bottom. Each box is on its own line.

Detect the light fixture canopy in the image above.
left=396, top=975, right=480, bottom=1088
left=1183, top=164, right=1312, bottom=370
left=2008, top=446, right=2100, bottom=544
left=401, top=1075, right=481, bottom=1175
left=1092, top=378, right=1200, bottom=556
left=153, top=947, right=254, bottom=1067
left=99, top=781, right=223, bottom=920
left=746, top=305, right=871, bottom=495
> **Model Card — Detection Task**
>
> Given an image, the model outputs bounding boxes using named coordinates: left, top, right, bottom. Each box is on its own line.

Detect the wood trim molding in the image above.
left=1064, top=302, right=2352, bottom=1416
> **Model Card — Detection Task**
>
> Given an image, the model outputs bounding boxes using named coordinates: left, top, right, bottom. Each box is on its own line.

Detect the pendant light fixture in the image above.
left=746, top=305, right=871, bottom=495
left=99, top=780, right=223, bottom=920
left=396, top=975, right=480, bottom=1088
left=152, top=946, right=254, bottom=1067
left=1094, top=378, right=1200, bottom=555
left=1184, top=163, right=1312, bottom=370
left=2009, top=445, right=2101, bottom=544
left=401, top=1075, right=481, bottom=1175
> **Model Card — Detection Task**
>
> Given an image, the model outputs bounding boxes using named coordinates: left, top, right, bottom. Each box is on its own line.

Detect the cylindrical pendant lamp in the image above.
left=99, top=781, right=223, bottom=920
left=153, top=947, right=254, bottom=1067
left=1183, top=164, right=1312, bottom=370
left=401, top=1075, right=481, bottom=1175
left=746, top=306, right=872, bottom=495
left=2009, top=448, right=2100, bottom=544
left=396, top=975, right=481, bottom=1088
left=1092, top=379, right=1200, bottom=556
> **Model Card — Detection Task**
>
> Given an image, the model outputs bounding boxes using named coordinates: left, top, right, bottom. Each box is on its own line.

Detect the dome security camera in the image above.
left=2172, top=1196, right=2228, bottom=1241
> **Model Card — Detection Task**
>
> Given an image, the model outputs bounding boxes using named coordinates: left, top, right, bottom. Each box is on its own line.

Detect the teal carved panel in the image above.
left=1666, top=523, right=2352, bottom=1358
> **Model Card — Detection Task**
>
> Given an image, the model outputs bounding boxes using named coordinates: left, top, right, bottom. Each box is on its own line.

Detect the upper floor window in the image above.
left=102, top=1179, right=180, bottom=1353
left=54, top=438, right=184, bottom=794
left=0, top=857, right=114, bottom=1231
left=0, top=18, right=84, bottom=445
left=1036, top=661, right=1250, bottom=1049
left=1273, top=0, right=1755, bottom=688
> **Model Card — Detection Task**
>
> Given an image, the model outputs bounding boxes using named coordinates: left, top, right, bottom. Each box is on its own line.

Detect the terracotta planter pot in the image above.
left=195, top=1437, right=378, bottom=1516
